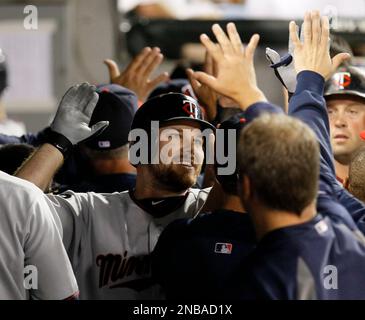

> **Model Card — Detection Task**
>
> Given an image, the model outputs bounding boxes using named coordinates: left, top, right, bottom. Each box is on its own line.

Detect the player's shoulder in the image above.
left=156, top=218, right=189, bottom=251
left=162, top=212, right=211, bottom=238
left=0, top=172, right=48, bottom=224
left=52, top=189, right=130, bottom=202
left=0, top=171, right=43, bottom=198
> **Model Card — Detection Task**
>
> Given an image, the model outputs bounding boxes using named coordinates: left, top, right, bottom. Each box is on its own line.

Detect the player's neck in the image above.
left=134, top=169, right=187, bottom=199
left=221, top=194, right=246, bottom=213
left=334, top=159, right=349, bottom=183
left=251, top=201, right=317, bottom=241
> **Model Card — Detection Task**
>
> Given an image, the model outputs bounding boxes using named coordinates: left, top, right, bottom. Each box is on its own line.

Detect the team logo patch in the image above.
left=214, top=243, right=233, bottom=254
left=182, top=99, right=198, bottom=118
left=333, top=72, right=351, bottom=90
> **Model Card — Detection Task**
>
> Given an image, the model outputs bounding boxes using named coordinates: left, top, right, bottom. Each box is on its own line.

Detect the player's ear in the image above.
left=243, top=175, right=251, bottom=199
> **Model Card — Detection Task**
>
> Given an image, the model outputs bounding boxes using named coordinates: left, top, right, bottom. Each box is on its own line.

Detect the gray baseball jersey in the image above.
left=0, top=171, right=78, bottom=300
left=46, top=188, right=210, bottom=300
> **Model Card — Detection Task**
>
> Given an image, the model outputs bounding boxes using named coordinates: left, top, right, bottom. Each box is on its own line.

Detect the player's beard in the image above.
left=150, top=162, right=202, bottom=192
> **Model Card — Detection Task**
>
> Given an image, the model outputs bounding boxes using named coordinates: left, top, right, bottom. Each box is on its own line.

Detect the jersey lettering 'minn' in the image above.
left=96, top=252, right=152, bottom=291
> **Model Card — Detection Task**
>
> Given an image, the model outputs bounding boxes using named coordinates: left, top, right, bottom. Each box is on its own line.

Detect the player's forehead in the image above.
left=159, top=120, right=203, bottom=135
left=327, top=96, right=365, bottom=109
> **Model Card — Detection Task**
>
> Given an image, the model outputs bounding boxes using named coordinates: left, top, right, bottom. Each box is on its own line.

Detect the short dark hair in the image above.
left=238, top=114, right=319, bottom=214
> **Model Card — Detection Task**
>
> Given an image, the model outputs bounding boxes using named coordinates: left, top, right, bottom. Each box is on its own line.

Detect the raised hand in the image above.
left=289, top=11, right=350, bottom=80
left=104, top=47, right=169, bottom=102
left=51, top=83, right=108, bottom=145
left=265, top=24, right=303, bottom=94
left=187, top=51, right=218, bottom=121
left=189, top=22, right=266, bottom=110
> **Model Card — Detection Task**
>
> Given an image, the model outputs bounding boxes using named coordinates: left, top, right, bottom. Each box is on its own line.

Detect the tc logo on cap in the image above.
left=214, top=243, right=233, bottom=254
left=182, top=99, right=198, bottom=118
left=333, top=72, right=351, bottom=89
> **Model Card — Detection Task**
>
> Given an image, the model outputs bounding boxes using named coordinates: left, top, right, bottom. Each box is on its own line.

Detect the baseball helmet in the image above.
left=130, top=93, right=215, bottom=132
left=0, top=49, right=7, bottom=95
left=324, top=66, right=365, bottom=101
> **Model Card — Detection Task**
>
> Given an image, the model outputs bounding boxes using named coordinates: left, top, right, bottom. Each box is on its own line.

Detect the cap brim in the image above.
left=161, top=117, right=216, bottom=131
left=324, top=90, right=365, bottom=101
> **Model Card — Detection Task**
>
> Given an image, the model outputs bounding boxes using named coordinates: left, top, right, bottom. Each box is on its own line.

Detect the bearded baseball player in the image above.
left=15, top=87, right=214, bottom=299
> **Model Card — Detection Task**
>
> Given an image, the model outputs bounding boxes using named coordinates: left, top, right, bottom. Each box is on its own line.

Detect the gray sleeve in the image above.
left=46, top=191, right=90, bottom=269
left=24, top=192, right=79, bottom=300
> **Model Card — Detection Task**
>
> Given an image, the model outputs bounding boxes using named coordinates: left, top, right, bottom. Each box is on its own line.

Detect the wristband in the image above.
left=44, top=128, right=73, bottom=159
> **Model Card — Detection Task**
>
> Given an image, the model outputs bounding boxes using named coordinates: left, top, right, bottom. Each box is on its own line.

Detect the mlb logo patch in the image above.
left=98, top=140, right=111, bottom=148
left=315, top=220, right=329, bottom=235
left=214, top=243, right=233, bottom=254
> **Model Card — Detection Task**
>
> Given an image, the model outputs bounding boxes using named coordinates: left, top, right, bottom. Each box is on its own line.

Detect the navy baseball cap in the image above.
left=214, top=103, right=284, bottom=186
left=148, top=78, right=197, bottom=100
left=84, top=84, right=138, bottom=150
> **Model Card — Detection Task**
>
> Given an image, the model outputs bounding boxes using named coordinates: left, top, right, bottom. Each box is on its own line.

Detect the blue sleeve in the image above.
left=289, top=71, right=335, bottom=175
left=289, top=71, right=365, bottom=231
left=0, top=127, right=49, bottom=146
left=0, top=127, right=84, bottom=188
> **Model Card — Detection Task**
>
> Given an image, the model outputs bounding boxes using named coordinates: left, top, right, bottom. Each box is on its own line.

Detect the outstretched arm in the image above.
left=189, top=23, right=267, bottom=111
left=288, top=11, right=348, bottom=178
left=286, top=11, right=365, bottom=229
left=192, top=23, right=284, bottom=212
left=15, top=83, right=108, bottom=191
left=104, top=47, right=169, bottom=103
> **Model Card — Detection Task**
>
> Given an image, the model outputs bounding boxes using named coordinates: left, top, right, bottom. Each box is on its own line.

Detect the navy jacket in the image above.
left=238, top=71, right=365, bottom=300
left=239, top=214, right=365, bottom=299
left=152, top=210, right=256, bottom=299
left=289, top=71, right=365, bottom=233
